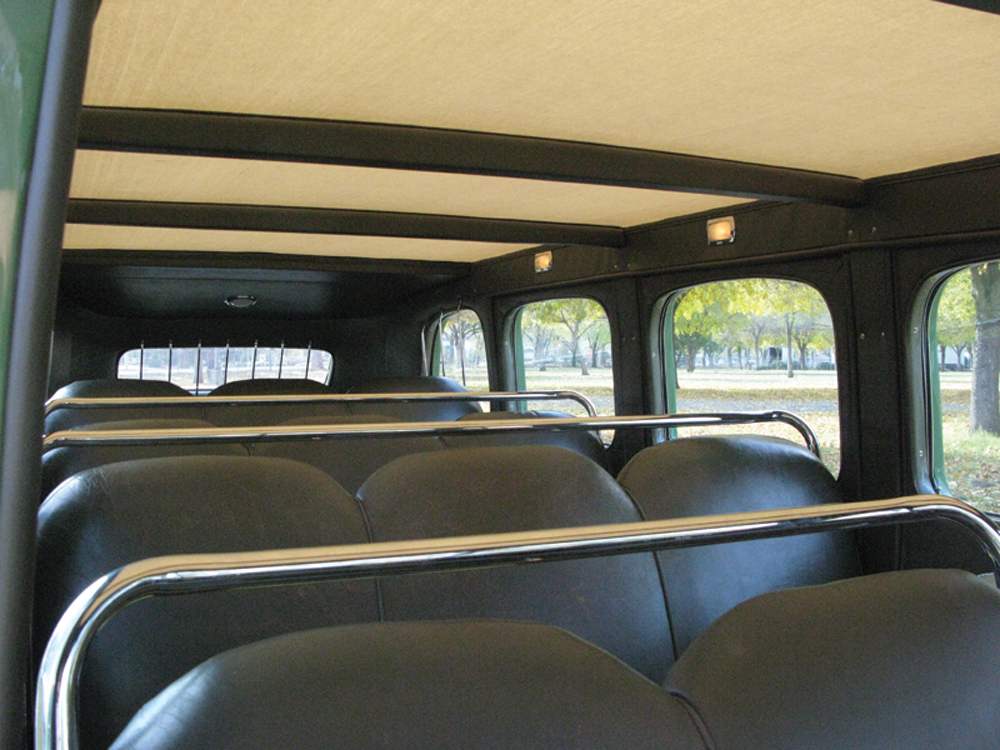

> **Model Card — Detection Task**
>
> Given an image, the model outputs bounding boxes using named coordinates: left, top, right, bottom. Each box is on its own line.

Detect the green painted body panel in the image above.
left=0, top=1, right=55, bottom=437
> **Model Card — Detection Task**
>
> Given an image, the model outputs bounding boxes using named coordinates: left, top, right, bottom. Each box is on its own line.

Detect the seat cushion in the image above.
left=667, top=569, right=1000, bottom=750
left=111, top=621, right=710, bottom=750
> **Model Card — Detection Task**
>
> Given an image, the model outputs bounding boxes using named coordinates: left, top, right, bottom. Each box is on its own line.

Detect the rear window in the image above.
left=118, top=344, right=333, bottom=394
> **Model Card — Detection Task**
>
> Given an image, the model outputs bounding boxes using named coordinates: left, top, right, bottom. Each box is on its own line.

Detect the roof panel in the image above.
left=83, top=0, right=1000, bottom=178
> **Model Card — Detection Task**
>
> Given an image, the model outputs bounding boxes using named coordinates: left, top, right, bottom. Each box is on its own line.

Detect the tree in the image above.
left=584, top=318, right=611, bottom=368
left=520, top=305, right=556, bottom=366
left=542, top=299, right=604, bottom=373
left=440, top=310, right=481, bottom=385
left=937, top=271, right=975, bottom=370
left=673, top=284, right=730, bottom=372
left=724, top=279, right=774, bottom=369
left=970, top=264, right=1000, bottom=435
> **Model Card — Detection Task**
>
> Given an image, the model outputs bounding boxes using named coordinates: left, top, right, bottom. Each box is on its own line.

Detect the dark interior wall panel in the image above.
left=848, top=249, right=903, bottom=500
left=624, top=202, right=852, bottom=274
left=856, top=158, right=1000, bottom=243
left=50, top=302, right=393, bottom=394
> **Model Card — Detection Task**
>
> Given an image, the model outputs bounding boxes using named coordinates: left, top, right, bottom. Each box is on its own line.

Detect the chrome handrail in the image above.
left=35, top=494, right=1000, bottom=750
left=42, top=410, right=821, bottom=457
left=44, top=390, right=598, bottom=418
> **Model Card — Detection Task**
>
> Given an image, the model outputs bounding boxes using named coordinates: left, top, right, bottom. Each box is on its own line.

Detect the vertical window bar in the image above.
left=251, top=340, right=258, bottom=379
left=224, top=342, right=230, bottom=384
left=139, top=341, right=144, bottom=380
left=439, top=311, right=446, bottom=378
left=195, top=341, right=202, bottom=394
left=304, top=342, right=312, bottom=381
left=167, top=340, right=173, bottom=383
left=420, top=324, right=428, bottom=376
left=278, top=341, right=285, bottom=378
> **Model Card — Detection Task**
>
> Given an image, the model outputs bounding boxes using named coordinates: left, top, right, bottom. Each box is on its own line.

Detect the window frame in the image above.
left=651, top=275, right=841, bottom=469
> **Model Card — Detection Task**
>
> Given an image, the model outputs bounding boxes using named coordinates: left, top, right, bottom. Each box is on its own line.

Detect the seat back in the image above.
left=109, top=621, right=709, bottom=750
left=357, top=445, right=674, bottom=681
left=445, top=410, right=609, bottom=470
left=40, top=418, right=248, bottom=499
left=45, top=379, right=200, bottom=433
left=206, top=377, right=352, bottom=426
left=617, top=435, right=861, bottom=654
left=667, top=569, right=1000, bottom=750
left=347, top=376, right=481, bottom=421
left=256, top=415, right=446, bottom=494
left=35, top=455, right=379, bottom=750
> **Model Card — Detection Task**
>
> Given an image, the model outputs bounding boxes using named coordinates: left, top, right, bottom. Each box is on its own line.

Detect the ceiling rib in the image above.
left=66, top=199, right=626, bottom=248
left=78, top=107, right=868, bottom=208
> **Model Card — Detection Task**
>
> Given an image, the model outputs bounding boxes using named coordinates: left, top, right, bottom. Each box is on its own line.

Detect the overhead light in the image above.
left=707, top=216, right=736, bottom=245
left=534, top=250, right=553, bottom=274
left=225, top=295, right=257, bottom=309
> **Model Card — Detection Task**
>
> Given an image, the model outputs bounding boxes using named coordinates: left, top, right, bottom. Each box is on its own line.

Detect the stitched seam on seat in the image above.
left=621, top=485, right=680, bottom=664
left=666, top=687, right=717, bottom=750
left=353, top=494, right=385, bottom=622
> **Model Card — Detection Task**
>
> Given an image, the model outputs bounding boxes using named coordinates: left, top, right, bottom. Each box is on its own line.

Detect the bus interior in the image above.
left=6, top=1, right=1000, bottom=748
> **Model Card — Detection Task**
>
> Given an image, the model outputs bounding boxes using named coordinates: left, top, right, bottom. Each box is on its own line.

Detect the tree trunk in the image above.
left=970, top=263, right=1000, bottom=434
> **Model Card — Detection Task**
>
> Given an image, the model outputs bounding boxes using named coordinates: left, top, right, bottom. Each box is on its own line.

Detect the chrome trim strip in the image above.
left=42, top=410, right=821, bottom=457
left=35, top=495, right=1000, bottom=750
left=44, top=390, right=598, bottom=418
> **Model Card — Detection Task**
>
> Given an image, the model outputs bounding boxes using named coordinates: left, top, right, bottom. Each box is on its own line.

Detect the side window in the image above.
left=513, top=298, right=614, bottom=418
left=431, top=310, right=487, bottom=390
left=659, top=279, right=840, bottom=475
left=926, top=263, right=999, bottom=511
left=118, top=344, right=334, bottom=394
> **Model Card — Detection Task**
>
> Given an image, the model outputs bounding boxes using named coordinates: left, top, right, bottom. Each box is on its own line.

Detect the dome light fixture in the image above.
left=225, top=295, right=257, bottom=309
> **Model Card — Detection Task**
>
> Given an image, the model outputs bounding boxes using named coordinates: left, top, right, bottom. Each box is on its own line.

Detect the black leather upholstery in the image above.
left=40, top=419, right=247, bottom=499
left=357, top=445, right=674, bottom=681
left=45, top=379, right=199, bottom=433
left=667, top=569, right=1000, bottom=750
left=257, top=415, right=446, bottom=494
left=347, top=376, right=481, bottom=421
left=618, top=435, right=861, bottom=654
left=446, top=409, right=610, bottom=469
left=207, top=377, right=333, bottom=396
left=206, top=378, right=353, bottom=426
left=35, top=456, right=379, bottom=750
left=110, top=621, right=709, bottom=750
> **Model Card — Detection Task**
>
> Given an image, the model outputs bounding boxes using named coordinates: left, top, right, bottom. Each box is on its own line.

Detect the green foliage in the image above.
left=937, top=270, right=975, bottom=351
left=670, top=279, right=833, bottom=374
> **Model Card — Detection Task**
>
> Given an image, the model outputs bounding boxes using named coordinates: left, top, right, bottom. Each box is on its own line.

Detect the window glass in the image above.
left=432, top=310, right=488, bottom=390
left=515, top=298, right=614, bottom=419
left=662, top=279, right=840, bottom=475
left=928, top=263, right=1000, bottom=512
left=117, top=344, right=333, bottom=394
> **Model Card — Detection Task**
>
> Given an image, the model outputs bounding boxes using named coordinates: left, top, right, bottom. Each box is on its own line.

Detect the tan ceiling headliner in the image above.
left=62, top=224, right=533, bottom=262
left=69, top=151, right=748, bottom=227
left=83, top=0, right=1000, bottom=179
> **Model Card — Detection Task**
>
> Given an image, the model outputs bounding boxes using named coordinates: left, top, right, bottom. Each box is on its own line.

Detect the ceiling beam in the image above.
left=77, top=107, right=868, bottom=208
left=65, top=199, right=627, bottom=248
